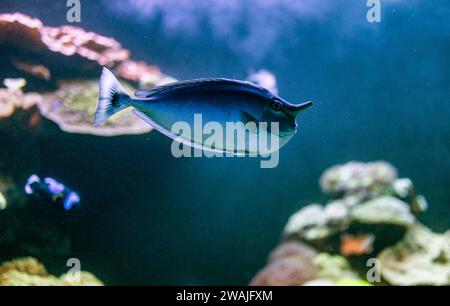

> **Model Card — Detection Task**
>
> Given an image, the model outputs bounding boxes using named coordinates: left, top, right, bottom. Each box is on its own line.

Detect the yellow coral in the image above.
left=0, top=257, right=103, bottom=286
left=0, top=257, right=47, bottom=276
left=0, top=271, right=59, bottom=286
left=60, top=271, right=103, bottom=286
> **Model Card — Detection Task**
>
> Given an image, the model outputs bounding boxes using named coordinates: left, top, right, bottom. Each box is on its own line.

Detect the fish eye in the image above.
left=271, top=101, right=282, bottom=112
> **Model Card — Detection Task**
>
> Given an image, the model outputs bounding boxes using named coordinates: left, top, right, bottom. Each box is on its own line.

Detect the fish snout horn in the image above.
left=286, top=101, right=314, bottom=117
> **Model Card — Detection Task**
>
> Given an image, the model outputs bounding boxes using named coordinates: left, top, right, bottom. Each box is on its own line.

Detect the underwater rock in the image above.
left=39, top=79, right=152, bottom=136
left=319, top=161, right=397, bottom=197
left=0, top=257, right=103, bottom=286
left=249, top=241, right=318, bottom=286
left=350, top=196, right=415, bottom=227
left=377, top=224, right=450, bottom=286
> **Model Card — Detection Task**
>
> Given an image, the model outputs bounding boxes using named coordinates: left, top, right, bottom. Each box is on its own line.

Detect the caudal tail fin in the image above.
left=94, top=67, right=130, bottom=126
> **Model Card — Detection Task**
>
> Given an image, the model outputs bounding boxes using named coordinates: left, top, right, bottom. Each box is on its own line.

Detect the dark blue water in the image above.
left=1, top=0, right=449, bottom=285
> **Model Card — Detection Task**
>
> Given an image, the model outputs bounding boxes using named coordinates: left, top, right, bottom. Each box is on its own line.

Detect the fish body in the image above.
left=95, top=67, right=313, bottom=155
left=340, top=234, right=375, bottom=257
left=25, top=175, right=80, bottom=211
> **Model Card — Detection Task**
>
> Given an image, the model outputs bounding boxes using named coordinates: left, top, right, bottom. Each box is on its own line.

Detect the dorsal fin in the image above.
left=134, top=78, right=273, bottom=98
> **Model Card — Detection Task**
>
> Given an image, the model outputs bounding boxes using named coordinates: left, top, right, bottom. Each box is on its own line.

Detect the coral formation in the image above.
left=0, top=78, right=152, bottom=136
left=0, top=13, right=174, bottom=136
left=319, top=161, right=397, bottom=197
left=0, top=13, right=128, bottom=73
left=252, top=161, right=446, bottom=286
left=116, top=60, right=161, bottom=83
left=39, top=80, right=152, bottom=136
left=350, top=196, right=415, bottom=227
left=0, top=257, right=47, bottom=276
left=0, top=12, right=179, bottom=287
left=378, top=224, right=450, bottom=286
left=0, top=257, right=103, bottom=286
left=284, top=161, right=423, bottom=249
left=0, top=86, right=41, bottom=119
left=313, top=253, right=358, bottom=281
left=0, top=13, right=170, bottom=84
left=249, top=241, right=317, bottom=286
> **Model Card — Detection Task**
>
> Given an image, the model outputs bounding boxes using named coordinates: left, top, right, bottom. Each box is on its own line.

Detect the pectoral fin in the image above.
left=239, top=110, right=259, bottom=134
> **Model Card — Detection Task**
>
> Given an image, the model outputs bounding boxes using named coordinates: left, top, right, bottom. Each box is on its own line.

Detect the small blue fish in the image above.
left=25, top=175, right=80, bottom=211
left=94, top=68, right=313, bottom=155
